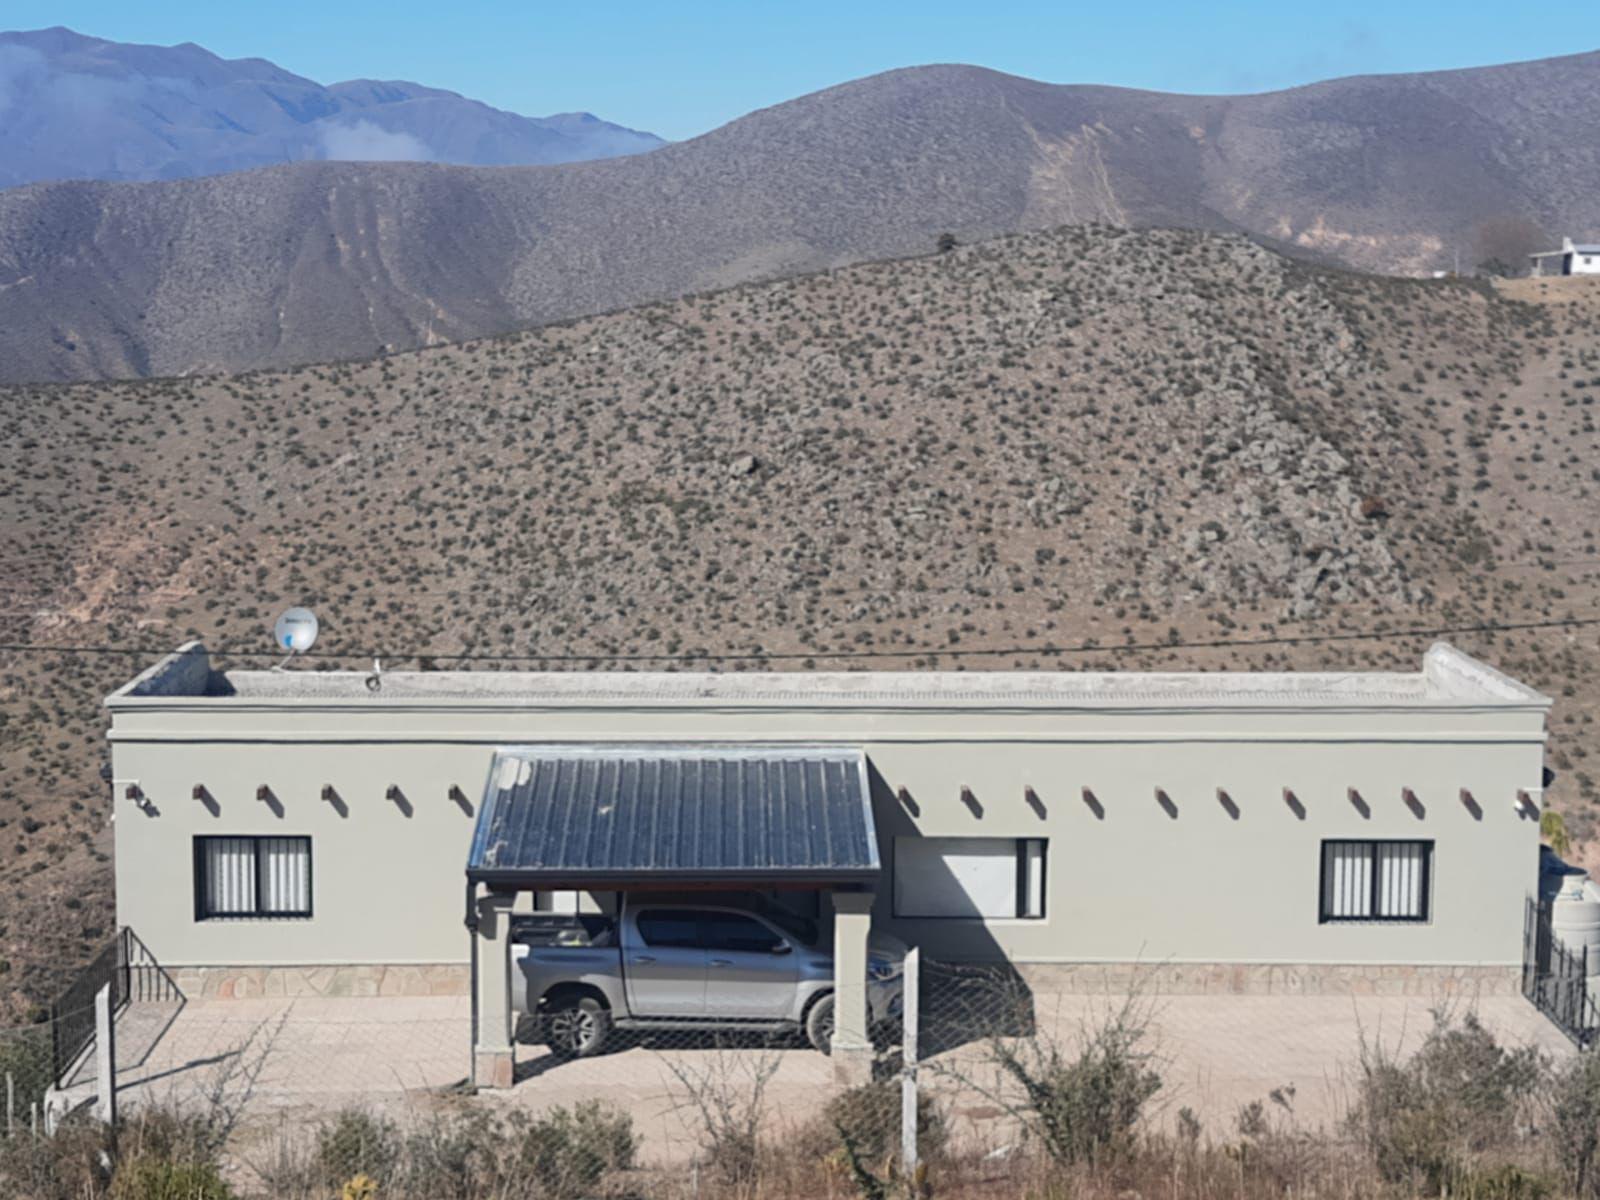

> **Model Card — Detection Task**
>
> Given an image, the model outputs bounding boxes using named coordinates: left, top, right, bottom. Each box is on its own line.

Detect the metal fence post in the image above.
left=901, top=946, right=920, bottom=1173
left=95, top=983, right=117, bottom=1128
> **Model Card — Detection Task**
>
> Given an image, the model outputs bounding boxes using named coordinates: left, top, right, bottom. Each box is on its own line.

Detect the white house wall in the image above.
left=109, top=687, right=1547, bottom=982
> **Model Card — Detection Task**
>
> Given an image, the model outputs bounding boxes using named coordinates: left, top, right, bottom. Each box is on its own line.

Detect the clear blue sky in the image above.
left=9, top=0, right=1596, bottom=141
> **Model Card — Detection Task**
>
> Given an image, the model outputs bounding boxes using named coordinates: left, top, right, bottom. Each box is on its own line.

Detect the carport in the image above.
left=464, top=746, right=881, bottom=1087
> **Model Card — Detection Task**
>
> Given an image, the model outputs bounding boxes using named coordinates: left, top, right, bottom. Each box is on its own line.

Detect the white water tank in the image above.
left=1548, top=870, right=1600, bottom=953
left=1552, top=872, right=1600, bottom=998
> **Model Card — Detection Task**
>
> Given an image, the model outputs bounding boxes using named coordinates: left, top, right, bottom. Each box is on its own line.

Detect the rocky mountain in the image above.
left=3, top=225, right=1599, bottom=1012
left=0, top=26, right=663, bottom=188
left=3, top=50, right=1599, bottom=385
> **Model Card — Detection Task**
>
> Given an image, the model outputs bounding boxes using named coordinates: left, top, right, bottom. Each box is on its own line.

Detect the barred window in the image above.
left=194, top=836, right=312, bottom=919
left=1320, top=840, right=1430, bottom=923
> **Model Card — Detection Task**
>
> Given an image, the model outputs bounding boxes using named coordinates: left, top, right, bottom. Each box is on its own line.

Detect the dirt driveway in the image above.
left=80, top=984, right=1573, bottom=1164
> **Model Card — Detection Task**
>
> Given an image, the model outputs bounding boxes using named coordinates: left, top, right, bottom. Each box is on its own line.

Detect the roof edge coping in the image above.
left=1424, top=641, right=1551, bottom=707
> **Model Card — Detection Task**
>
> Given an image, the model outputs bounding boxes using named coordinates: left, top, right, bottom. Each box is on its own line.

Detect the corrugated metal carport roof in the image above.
left=466, top=746, right=879, bottom=888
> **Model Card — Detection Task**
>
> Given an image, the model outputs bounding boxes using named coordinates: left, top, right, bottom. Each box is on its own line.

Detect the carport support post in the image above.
left=831, top=890, right=874, bottom=1085
left=473, top=888, right=517, bottom=1090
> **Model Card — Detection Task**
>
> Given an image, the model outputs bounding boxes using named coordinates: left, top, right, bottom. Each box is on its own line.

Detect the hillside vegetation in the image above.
left=4, top=50, right=1600, bottom=383
left=2, top=224, right=1599, bottom=1014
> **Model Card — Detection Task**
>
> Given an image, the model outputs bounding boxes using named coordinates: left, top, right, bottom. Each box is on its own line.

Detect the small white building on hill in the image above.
left=1529, top=237, right=1600, bottom=277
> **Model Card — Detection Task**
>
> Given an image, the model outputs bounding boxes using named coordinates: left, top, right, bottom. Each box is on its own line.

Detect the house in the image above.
left=1528, top=237, right=1600, bottom=277
left=105, top=640, right=1551, bottom=1084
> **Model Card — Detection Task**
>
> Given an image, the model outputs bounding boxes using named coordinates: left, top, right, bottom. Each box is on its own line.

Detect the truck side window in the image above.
left=702, top=912, right=784, bottom=954
left=636, top=909, right=702, bottom=948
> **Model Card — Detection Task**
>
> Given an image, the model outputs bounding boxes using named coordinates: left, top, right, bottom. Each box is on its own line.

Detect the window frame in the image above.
left=193, top=835, right=314, bottom=921
left=891, top=836, right=1048, bottom=921
left=1317, top=838, right=1432, bottom=925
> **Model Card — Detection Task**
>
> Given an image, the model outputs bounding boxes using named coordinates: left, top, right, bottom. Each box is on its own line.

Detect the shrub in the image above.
left=1349, top=1011, right=1544, bottom=1193
left=946, top=990, right=1162, bottom=1167
left=1542, top=809, right=1572, bottom=856
left=661, top=1044, right=780, bottom=1186
left=109, top=1157, right=233, bottom=1200
left=0, top=1025, right=53, bottom=1115
left=1550, top=1048, right=1600, bottom=1197
left=814, top=1079, right=947, bottom=1168
left=315, top=1109, right=401, bottom=1190
left=0, top=1113, right=112, bottom=1200
left=516, top=1100, right=637, bottom=1199
left=399, top=1107, right=507, bottom=1199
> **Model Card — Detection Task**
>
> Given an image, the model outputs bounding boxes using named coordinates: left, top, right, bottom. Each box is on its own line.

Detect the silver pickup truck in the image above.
left=511, top=896, right=906, bottom=1058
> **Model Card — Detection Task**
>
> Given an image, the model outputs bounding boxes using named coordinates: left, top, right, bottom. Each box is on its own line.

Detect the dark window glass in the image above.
left=635, top=909, right=703, bottom=948
left=1319, top=840, right=1431, bottom=923
left=701, top=912, right=784, bottom=954
left=194, top=836, right=312, bottom=920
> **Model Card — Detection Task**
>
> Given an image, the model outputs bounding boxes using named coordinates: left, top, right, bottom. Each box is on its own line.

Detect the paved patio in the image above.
left=79, top=982, right=1574, bottom=1164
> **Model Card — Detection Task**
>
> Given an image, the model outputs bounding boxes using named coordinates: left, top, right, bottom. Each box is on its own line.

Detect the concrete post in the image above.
left=473, top=889, right=517, bottom=1089
left=95, top=983, right=117, bottom=1128
left=831, top=890, right=874, bottom=1084
left=901, top=945, right=920, bottom=1171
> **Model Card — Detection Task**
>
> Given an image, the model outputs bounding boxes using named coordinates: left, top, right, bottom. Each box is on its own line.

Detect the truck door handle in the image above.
left=633, top=955, right=656, bottom=964
left=709, top=957, right=732, bottom=967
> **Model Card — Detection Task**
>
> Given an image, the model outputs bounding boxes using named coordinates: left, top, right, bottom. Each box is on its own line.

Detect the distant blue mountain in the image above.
left=0, top=26, right=665, bottom=188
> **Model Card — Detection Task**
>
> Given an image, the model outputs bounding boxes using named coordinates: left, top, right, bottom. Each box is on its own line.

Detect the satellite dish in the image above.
left=273, top=607, right=319, bottom=655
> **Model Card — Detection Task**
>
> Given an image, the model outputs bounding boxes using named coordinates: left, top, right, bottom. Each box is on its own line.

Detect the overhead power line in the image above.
left=0, top=614, right=1596, bottom=668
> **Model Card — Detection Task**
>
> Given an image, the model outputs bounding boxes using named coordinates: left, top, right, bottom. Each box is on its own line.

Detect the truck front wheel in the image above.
left=804, top=994, right=835, bottom=1054
left=545, top=994, right=611, bottom=1059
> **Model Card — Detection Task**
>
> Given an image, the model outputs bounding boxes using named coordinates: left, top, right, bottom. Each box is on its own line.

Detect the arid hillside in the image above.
left=2, top=50, right=1599, bottom=383
left=2, top=224, right=1599, bottom=1015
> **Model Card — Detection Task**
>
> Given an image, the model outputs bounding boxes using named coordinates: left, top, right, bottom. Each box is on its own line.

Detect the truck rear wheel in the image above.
left=805, top=993, right=835, bottom=1054
left=545, top=994, right=610, bottom=1059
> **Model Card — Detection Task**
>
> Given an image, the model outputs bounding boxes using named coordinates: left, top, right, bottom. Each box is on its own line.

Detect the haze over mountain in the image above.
left=0, top=26, right=664, bottom=188
left=2, top=50, right=1599, bottom=383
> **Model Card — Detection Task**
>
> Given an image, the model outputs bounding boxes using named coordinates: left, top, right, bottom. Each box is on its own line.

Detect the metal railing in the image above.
left=47, top=928, right=183, bottom=1088
left=1522, top=896, right=1599, bottom=1048
left=121, top=928, right=183, bottom=1007
left=49, top=934, right=124, bottom=1087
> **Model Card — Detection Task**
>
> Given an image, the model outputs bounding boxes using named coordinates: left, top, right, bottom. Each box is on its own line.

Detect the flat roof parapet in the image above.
left=105, top=641, right=1551, bottom=712
left=120, top=641, right=220, bottom=698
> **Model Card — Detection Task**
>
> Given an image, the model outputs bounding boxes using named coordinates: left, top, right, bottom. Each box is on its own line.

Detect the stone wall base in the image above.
left=166, top=960, right=1521, bottom=1002
left=169, top=963, right=469, bottom=1000
left=1015, top=962, right=1522, bottom=997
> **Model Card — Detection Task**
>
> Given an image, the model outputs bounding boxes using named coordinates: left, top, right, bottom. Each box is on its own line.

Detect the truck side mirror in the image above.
left=771, top=942, right=793, bottom=955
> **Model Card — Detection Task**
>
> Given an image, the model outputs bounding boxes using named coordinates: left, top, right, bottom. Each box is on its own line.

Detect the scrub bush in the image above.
left=1349, top=1011, right=1544, bottom=1193
left=811, top=1079, right=947, bottom=1168
left=0, top=1025, right=52, bottom=1116
left=661, top=1044, right=781, bottom=1187
left=1550, top=1047, right=1600, bottom=1198
left=315, top=1110, right=400, bottom=1192
left=974, top=994, right=1163, bottom=1166
left=515, top=1101, right=637, bottom=1199
left=303, top=1103, right=634, bottom=1200
left=108, top=1158, right=232, bottom=1200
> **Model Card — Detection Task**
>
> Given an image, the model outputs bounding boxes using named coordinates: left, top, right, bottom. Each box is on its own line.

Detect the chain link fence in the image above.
left=0, top=1019, right=56, bottom=1139
left=2, top=951, right=1591, bottom=1198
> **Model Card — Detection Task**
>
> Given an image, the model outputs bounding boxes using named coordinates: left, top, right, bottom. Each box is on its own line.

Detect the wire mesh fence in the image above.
left=1, top=955, right=1590, bottom=1199
left=0, top=1020, right=56, bottom=1139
